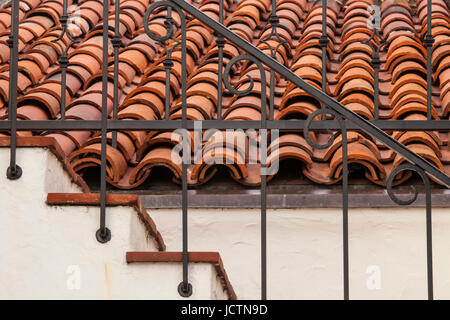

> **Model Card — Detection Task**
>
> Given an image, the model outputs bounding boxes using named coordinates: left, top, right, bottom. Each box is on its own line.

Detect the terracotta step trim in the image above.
left=0, top=136, right=89, bottom=192
left=46, top=193, right=166, bottom=251
left=126, top=251, right=237, bottom=300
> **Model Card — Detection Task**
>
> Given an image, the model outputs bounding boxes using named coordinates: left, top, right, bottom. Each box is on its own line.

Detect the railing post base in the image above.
left=96, top=227, right=111, bottom=243
left=178, top=282, right=192, bottom=297
left=6, top=165, right=22, bottom=180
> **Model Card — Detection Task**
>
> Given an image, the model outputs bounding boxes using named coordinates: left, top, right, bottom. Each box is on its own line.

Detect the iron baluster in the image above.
left=256, top=0, right=287, bottom=298
left=180, top=14, right=190, bottom=298
left=162, top=12, right=181, bottom=121
left=179, top=4, right=190, bottom=298
left=424, top=0, right=435, bottom=121
left=216, top=0, right=224, bottom=120
left=362, top=0, right=387, bottom=121
left=163, top=7, right=175, bottom=120
left=144, top=1, right=191, bottom=296
left=96, top=0, right=112, bottom=243
left=144, top=4, right=180, bottom=121
left=6, top=0, right=21, bottom=180
left=387, top=164, right=433, bottom=300
left=52, top=0, right=69, bottom=120
left=342, top=120, right=349, bottom=300
left=224, top=54, right=267, bottom=300
left=50, top=0, right=81, bottom=121
left=261, top=128, right=267, bottom=300
left=111, top=0, right=122, bottom=148
left=319, top=0, right=329, bottom=119
left=260, top=54, right=267, bottom=300
left=163, top=44, right=174, bottom=121
left=260, top=0, right=285, bottom=121
left=305, top=108, right=349, bottom=300
left=146, top=3, right=190, bottom=294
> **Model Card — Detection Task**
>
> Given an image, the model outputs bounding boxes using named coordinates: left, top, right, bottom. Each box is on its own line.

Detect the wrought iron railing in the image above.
left=1, top=0, right=450, bottom=300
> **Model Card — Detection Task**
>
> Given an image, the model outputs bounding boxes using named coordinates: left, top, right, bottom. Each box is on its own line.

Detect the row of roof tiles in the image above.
left=0, top=0, right=449, bottom=189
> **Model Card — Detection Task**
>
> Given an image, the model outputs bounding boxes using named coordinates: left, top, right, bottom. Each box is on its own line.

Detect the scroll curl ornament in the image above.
left=387, top=163, right=431, bottom=206
left=224, top=54, right=267, bottom=107
left=143, top=1, right=183, bottom=43
left=304, top=108, right=345, bottom=150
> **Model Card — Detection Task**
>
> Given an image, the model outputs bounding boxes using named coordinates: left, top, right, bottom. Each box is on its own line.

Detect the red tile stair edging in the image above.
left=126, top=251, right=237, bottom=300
left=46, top=192, right=166, bottom=251
left=0, top=136, right=89, bottom=192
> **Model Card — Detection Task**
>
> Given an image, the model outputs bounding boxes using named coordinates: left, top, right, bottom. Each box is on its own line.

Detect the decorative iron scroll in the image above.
left=305, top=107, right=349, bottom=299
left=224, top=53, right=268, bottom=299
left=387, top=163, right=433, bottom=299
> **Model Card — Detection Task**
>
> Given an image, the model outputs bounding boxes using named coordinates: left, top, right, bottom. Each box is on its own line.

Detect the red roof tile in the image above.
left=0, top=0, right=449, bottom=189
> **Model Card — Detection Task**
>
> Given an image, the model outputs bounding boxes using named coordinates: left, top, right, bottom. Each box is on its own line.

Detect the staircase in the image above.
left=0, top=138, right=235, bottom=299
left=3, top=139, right=450, bottom=299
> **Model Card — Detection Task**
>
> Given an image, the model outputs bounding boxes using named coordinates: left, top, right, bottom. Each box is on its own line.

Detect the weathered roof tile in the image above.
left=0, top=0, right=448, bottom=189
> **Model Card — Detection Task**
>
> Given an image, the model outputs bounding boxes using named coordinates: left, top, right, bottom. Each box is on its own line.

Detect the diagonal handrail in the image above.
left=173, top=0, right=450, bottom=188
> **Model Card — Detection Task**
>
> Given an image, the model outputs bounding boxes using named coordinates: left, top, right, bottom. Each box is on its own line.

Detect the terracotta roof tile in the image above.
left=0, top=0, right=449, bottom=189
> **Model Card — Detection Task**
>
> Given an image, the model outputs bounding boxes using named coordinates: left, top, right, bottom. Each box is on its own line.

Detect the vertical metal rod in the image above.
left=164, top=59, right=172, bottom=120
left=341, top=121, right=349, bottom=300
left=425, top=0, right=434, bottom=121
left=111, top=0, right=121, bottom=148
left=164, top=8, right=173, bottom=120
left=261, top=131, right=267, bottom=300
left=6, top=0, right=21, bottom=180
left=320, top=0, right=329, bottom=119
left=96, top=0, right=111, bottom=243
left=374, top=0, right=380, bottom=121
left=268, top=0, right=277, bottom=121
left=59, top=0, right=69, bottom=120
left=425, top=174, right=433, bottom=300
left=260, top=60, right=267, bottom=301
left=181, top=40, right=188, bottom=291
left=321, top=0, right=327, bottom=92
left=269, top=70, right=275, bottom=121
left=216, top=0, right=224, bottom=120
left=178, top=19, right=192, bottom=296
left=387, top=165, right=435, bottom=299
left=363, top=0, right=382, bottom=119
left=373, top=56, right=379, bottom=120
left=180, top=163, right=191, bottom=295
left=60, top=61, right=68, bottom=120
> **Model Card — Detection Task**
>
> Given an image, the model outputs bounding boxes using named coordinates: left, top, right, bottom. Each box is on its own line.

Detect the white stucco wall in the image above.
left=125, top=262, right=228, bottom=300
left=0, top=147, right=83, bottom=195
left=1, top=147, right=449, bottom=300
left=0, top=147, right=228, bottom=299
left=150, top=207, right=450, bottom=300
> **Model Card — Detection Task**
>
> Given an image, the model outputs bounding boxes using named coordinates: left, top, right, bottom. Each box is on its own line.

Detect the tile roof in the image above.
left=0, top=0, right=449, bottom=189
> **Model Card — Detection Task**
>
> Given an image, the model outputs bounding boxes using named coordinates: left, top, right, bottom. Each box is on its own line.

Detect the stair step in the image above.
left=0, top=141, right=169, bottom=298
left=126, top=251, right=237, bottom=300
left=47, top=193, right=165, bottom=251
